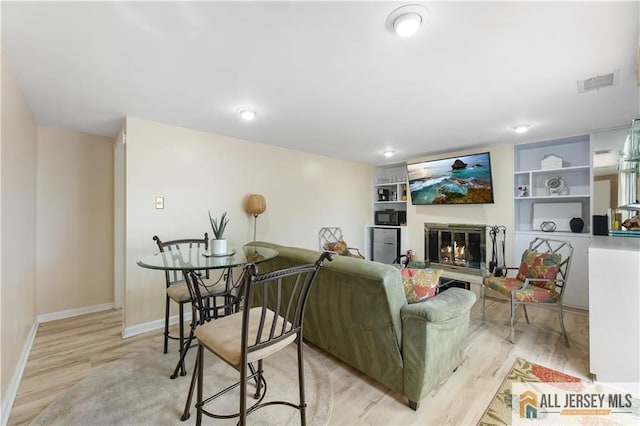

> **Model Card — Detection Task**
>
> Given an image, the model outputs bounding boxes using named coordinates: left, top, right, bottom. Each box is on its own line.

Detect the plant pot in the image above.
left=211, top=238, right=227, bottom=255
left=570, top=217, right=584, bottom=233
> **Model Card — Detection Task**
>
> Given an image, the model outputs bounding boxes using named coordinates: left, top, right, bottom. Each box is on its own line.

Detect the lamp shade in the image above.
left=246, top=194, right=266, bottom=216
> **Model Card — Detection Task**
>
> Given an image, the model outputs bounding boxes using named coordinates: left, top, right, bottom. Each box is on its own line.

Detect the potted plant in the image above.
left=209, top=211, right=230, bottom=254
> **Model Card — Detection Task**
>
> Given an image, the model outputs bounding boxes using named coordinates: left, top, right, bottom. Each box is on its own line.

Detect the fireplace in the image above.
left=424, top=223, right=486, bottom=275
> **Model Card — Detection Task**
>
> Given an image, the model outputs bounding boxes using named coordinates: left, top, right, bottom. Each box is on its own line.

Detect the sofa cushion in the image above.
left=398, top=268, right=442, bottom=303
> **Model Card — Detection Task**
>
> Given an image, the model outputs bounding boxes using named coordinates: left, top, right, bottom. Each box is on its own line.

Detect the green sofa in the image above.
left=247, top=241, right=477, bottom=410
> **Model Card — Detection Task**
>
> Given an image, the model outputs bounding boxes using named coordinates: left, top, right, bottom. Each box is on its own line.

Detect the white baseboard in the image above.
left=2, top=304, right=186, bottom=424
left=122, top=311, right=192, bottom=339
left=37, top=302, right=115, bottom=323
left=2, top=303, right=116, bottom=424
left=1, top=321, right=38, bottom=426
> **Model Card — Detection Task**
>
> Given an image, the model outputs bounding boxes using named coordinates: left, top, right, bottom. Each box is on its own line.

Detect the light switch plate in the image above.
left=155, top=196, right=164, bottom=209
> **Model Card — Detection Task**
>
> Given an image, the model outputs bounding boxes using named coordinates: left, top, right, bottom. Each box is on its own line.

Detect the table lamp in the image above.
left=245, top=194, right=266, bottom=241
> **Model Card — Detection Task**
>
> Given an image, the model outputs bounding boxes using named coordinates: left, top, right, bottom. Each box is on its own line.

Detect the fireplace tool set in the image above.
left=487, top=225, right=507, bottom=277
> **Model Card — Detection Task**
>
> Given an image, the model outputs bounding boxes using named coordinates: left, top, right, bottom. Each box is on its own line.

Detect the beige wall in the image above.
left=1, top=47, right=38, bottom=414
left=406, top=144, right=515, bottom=265
left=123, top=117, right=372, bottom=329
left=36, top=127, right=114, bottom=315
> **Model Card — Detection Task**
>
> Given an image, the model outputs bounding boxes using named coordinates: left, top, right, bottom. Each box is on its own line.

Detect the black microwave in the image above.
left=375, top=210, right=406, bottom=226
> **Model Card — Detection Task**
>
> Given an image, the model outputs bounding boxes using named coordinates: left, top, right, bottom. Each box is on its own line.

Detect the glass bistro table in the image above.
left=137, top=244, right=278, bottom=378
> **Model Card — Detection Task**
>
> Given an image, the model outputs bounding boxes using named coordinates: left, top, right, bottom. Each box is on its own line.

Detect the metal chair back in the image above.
left=528, top=237, right=573, bottom=300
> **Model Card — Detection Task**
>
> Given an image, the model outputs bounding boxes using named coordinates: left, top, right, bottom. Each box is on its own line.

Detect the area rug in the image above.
left=32, top=344, right=332, bottom=425
left=478, top=357, right=583, bottom=426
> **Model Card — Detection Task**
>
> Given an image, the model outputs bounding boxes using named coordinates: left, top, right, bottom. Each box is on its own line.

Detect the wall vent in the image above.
left=577, top=70, right=619, bottom=93
left=592, top=149, right=617, bottom=169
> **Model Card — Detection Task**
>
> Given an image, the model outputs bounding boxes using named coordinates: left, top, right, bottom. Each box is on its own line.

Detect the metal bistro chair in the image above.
left=318, top=227, right=364, bottom=258
left=482, top=237, right=574, bottom=346
left=154, top=234, right=227, bottom=377
left=181, top=252, right=332, bottom=425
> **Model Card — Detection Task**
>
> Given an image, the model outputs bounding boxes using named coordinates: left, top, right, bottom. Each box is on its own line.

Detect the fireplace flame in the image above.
left=441, top=244, right=468, bottom=266
left=454, top=244, right=467, bottom=266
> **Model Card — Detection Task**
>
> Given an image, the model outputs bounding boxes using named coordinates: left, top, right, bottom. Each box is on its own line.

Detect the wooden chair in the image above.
left=482, top=237, right=574, bottom=346
left=181, top=252, right=332, bottom=425
left=318, top=227, right=364, bottom=258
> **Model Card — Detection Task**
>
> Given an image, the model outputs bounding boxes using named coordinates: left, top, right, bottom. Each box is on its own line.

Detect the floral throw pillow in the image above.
left=399, top=268, right=443, bottom=304
left=516, top=250, right=561, bottom=291
left=325, top=240, right=350, bottom=256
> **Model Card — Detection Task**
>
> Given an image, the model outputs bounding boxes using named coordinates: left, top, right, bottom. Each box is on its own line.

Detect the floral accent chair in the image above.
left=482, top=237, right=573, bottom=347
left=318, top=227, right=364, bottom=259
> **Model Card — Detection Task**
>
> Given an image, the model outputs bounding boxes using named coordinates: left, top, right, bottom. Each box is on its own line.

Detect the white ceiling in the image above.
left=2, top=1, right=639, bottom=165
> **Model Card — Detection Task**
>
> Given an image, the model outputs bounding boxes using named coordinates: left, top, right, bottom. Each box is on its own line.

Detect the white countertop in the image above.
left=590, top=235, right=640, bottom=252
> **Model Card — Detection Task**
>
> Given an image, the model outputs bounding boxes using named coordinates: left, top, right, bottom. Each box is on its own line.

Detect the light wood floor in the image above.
left=8, top=288, right=590, bottom=425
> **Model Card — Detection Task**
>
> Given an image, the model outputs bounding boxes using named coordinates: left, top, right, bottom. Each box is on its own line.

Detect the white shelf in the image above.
left=374, top=200, right=407, bottom=205
left=514, top=165, right=590, bottom=175
left=374, top=182, right=405, bottom=187
left=515, top=195, right=589, bottom=201
left=515, top=230, right=591, bottom=239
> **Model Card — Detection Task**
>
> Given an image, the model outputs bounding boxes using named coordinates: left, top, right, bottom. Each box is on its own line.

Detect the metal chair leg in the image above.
left=171, top=314, right=198, bottom=379
left=509, top=298, right=516, bottom=343
left=196, top=344, right=203, bottom=426
left=240, top=356, right=248, bottom=425
left=481, top=285, right=486, bottom=320
left=558, top=305, right=570, bottom=348
left=164, top=295, right=170, bottom=354
left=178, top=303, right=186, bottom=376
left=180, top=347, right=199, bottom=421
left=297, top=340, right=307, bottom=426
left=253, top=360, right=263, bottom=399
left=523, top=305, right=530, bottom=324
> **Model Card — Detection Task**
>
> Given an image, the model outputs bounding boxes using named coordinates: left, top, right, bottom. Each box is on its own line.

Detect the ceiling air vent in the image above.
left=577, top=69, right=619, bottom=93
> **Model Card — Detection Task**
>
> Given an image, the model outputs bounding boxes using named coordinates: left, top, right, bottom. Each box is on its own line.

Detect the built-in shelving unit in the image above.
left=373, top=164, right=408, bottom=212
left=513, top=134, right=591, bottom=310
left=514, top=135, right=591, bottom=234
left=365, top=163, right=409, bottom=261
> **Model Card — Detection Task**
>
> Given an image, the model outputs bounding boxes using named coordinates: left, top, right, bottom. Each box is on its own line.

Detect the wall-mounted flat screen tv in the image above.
left=407, top=152, right=495, bottom=205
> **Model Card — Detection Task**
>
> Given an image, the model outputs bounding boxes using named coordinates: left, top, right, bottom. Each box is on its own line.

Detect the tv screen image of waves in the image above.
left=407, top=152, right=495, bottom=205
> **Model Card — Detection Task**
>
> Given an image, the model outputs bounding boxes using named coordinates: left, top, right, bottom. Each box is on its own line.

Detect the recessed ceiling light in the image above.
left=239, top=109, right=256, bottom=121
left=394, top=13, right=422, bottom=37
left=386, top=5, right=428, bottom=38
left=513, top=124, right=531, bottom=134
left=384, top=150, right=395, bottom=157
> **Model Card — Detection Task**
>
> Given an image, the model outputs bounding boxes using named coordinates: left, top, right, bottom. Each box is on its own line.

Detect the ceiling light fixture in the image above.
left=513, top=124, right=531, bottom=134
left=394, top=13, right=421, bottom=37
left=239, top=109, right=256, bottom=121
left=384, top=150, right=395, bottom=157
left=386, top=5, right=428, bottom=38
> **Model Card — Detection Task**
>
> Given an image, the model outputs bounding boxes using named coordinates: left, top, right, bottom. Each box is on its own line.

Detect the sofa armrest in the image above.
left=400, top=287, right=477, bottom=323
left=400, top=288, right=477, bottom=403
